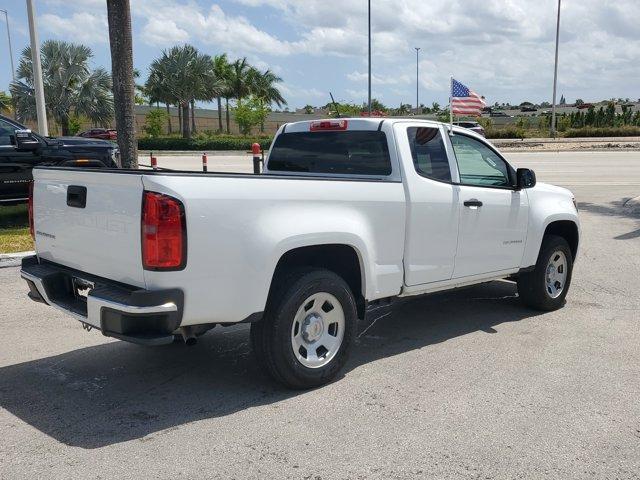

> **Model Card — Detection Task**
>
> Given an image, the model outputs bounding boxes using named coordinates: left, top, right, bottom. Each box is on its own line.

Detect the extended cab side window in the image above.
left=450, top=134, right=512, bottom=188
left=0, top=118, right=15, bottom=146
left=407, top=127, right=451, bottom=182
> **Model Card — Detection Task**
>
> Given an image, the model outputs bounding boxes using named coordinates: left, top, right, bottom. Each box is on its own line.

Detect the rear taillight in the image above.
left=28, top=181, right=35, bottom=240
left=141, top=191, right=186, bottom=270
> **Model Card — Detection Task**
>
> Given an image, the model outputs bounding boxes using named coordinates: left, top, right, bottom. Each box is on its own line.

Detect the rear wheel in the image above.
left=251, top=269, right=357, bottom=389
left=517, top=235, right=573, bottom=311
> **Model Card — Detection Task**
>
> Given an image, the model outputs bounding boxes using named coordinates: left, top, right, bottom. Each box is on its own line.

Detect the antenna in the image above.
left=329, top=92, right=341, bottom=118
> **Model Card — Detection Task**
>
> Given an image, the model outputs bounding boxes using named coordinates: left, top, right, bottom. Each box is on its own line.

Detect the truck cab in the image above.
left=0, top=114, right=119, bottom=204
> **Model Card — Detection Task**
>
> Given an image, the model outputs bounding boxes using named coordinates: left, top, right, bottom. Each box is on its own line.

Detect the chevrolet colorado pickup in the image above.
left=0, top=114, right=119, bottom=204
left=21, top=118, right=579, bottom=388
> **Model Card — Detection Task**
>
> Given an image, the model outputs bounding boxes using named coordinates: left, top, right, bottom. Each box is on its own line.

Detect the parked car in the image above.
left=520, top=106, right=537, bottom=112
left=21, top=118, right=580, bottom=388
left=490, top=111, right=512, bottom=118
left=453, top=121, right=485, bottom=137
left=77, top=127, right=117, bottom=140
left=0, top=114, right=120, bottom=205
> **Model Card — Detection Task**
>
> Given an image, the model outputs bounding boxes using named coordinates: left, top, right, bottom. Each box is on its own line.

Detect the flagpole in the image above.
left=449, top=76, right=453, bottom=128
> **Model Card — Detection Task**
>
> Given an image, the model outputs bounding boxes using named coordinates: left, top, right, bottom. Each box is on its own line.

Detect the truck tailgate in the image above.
left=33, top=168, right=146, bottom=288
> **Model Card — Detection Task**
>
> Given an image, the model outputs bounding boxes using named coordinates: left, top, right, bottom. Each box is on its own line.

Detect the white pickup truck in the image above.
left=21, top=118, right=579, bottom=388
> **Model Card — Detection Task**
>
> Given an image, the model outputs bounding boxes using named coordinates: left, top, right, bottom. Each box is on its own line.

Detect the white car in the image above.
left=21, top=118, right=579, bottom=388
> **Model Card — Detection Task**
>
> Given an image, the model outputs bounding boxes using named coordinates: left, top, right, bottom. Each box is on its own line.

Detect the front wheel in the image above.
left=251, top=269, right=357, bottom=389
left=517, top=234, right=574, bottom=311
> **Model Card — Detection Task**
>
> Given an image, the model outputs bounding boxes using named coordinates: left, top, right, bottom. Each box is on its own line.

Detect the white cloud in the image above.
left=134, top=2, right=295, bottom=56
left=140, top=18, right=190, bottom=46
left=279, top=83, right=325, bottom=102
left=229, top=0, right=640, bottom=102
left=40, top=12, right=108, bottom=44
left=33, top=0, right=640, bottom=106
left=347, top=71, right=411, bottom=86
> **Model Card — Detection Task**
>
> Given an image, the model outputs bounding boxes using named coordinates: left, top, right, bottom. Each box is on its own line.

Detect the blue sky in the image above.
left=1, top=0, right=638, bottom=109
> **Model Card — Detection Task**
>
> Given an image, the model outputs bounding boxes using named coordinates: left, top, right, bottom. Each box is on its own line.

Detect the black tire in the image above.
left=250, top=268, right=357, bottom=389
left=517, top=234, right=573, bottom=311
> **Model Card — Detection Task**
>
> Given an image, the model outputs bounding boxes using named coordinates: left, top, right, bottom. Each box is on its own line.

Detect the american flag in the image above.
left=450, top=78, right=486, bottom=116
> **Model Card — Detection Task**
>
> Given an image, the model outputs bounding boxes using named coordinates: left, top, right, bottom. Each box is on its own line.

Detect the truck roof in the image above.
left=277, top=117, right=485, bottom=140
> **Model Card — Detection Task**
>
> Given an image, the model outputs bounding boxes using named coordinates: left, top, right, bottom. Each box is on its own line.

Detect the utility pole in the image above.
left=0, top=9, right=15, bottom=83
left=26, top=0, right=48, bottom=135
left=1, top=8, right=16, bottom=119
left=550, top=0, right=561, bottom=138
left=415, top=47, right=420, bottom=114
left=367, top=0, right=371, bottom=115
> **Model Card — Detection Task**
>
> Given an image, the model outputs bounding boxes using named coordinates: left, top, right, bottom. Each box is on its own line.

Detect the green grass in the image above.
left=0, top=204, right=33, bottom=254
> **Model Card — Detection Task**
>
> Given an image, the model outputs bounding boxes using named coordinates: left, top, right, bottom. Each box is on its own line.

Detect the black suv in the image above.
left=0, top=114, right=120, bottom=204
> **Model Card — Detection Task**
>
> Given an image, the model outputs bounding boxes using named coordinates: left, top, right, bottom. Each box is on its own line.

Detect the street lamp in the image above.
left=0, top=9, right=15, bottom=84
left=26, top=0, right=48, bottom=136
left=367, top=0, right=371, bottom=115
left=415, top=47, right=420, bottom=114
left=550, top=0, right=561, bottom=138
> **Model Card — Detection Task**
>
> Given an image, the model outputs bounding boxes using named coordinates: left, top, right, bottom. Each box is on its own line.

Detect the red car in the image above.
left=77, top=128, right=117, bottom=140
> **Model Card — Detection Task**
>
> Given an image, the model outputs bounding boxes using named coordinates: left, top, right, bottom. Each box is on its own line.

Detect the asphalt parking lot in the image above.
left=1, top=151, right=639, bottom=479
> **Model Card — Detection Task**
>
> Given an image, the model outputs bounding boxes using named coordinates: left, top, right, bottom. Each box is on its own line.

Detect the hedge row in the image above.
left=563, top=126, right=640, bottom=138
left=485, top=127, right=526, bottom=140
left=138, top=136, right=273, bottom=151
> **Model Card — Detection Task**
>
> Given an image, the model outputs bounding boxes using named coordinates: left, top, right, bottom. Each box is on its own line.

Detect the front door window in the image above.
left=450, top=134, right=512, bottom=188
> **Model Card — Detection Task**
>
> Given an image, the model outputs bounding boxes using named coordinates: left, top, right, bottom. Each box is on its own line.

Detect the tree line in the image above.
left=144, top=47, right=285, bottom=138
left=5, top=40, right=286, bottom=139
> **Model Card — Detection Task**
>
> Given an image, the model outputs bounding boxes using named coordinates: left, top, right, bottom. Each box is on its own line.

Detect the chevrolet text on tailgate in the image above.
left=21, top=118, right=580, bottom=388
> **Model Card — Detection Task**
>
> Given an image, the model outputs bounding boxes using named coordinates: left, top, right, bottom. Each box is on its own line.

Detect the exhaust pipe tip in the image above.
left=180, top=326, right=197, bottom=346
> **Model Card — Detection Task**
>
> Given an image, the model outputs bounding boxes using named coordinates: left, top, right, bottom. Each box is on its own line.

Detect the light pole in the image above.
left=367, top=0, right=371, bottom=115
left=550, top=0, right=561, bottom=138
left=26, top=0, right=48, bottom=135
left=415, top=47, right=420, bottom=114
left=0, top=9, right=15, bottom=83
left=1, top=8, right=16, bottom=119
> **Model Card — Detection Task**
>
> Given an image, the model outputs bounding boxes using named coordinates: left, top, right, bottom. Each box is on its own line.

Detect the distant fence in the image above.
left=20, top=108, right=299, bottom=137
left=17, top=105, right=545, bottom=137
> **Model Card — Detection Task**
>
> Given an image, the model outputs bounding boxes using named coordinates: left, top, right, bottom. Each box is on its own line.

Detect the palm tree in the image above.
left=250, top=69, right=286, bottom=107
left=248, top=68, right=286, bottom=132
left=10, top=40, right=113, bottom=136
left=146, top=58, right=175, bottom=135
left=148, top=45, right=218, bottom=139
left=106, top=0, right=137, bottom=168
left=225, top=58, right=252, bottom=133
left=0, top=91, right=11, bottom=113
left=189, top=52, right=223, bottom=135
left=212, top=54, right=230, bottom=132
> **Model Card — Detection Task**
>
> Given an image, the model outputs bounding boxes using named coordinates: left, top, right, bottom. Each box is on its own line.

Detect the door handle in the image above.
left=463, top=199, right=483, bottom=207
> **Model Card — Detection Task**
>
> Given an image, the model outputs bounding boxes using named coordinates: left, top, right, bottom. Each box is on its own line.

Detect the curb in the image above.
left=0, top=251, right=34, bottom=269
left=138, top=150, right=251, bottom=156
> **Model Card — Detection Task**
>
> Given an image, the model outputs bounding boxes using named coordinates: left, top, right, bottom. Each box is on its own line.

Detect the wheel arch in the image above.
left=543, top=220, right=579, bottom=260
left=268, top=243, right=367, bottom=319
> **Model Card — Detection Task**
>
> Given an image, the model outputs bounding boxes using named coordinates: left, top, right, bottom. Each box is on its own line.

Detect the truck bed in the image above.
left=32, top=166, right=407, bottom=326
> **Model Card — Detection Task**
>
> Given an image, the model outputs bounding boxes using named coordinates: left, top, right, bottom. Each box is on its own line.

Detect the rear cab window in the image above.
left=267, top=130, right=392, bottom=177
left=406, top=127, right=451, bottom=182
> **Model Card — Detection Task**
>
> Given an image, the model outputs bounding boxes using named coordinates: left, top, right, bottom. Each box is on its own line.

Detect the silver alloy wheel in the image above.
left=291, top=292, right=345, bottom=369
left=545, top=250, right=568, bottom=298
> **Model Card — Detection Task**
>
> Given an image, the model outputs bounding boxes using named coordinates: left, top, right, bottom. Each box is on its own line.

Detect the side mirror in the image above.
left=14, top=129, right=40, bottom=150
left=516, top=168, right=536, bottom=189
